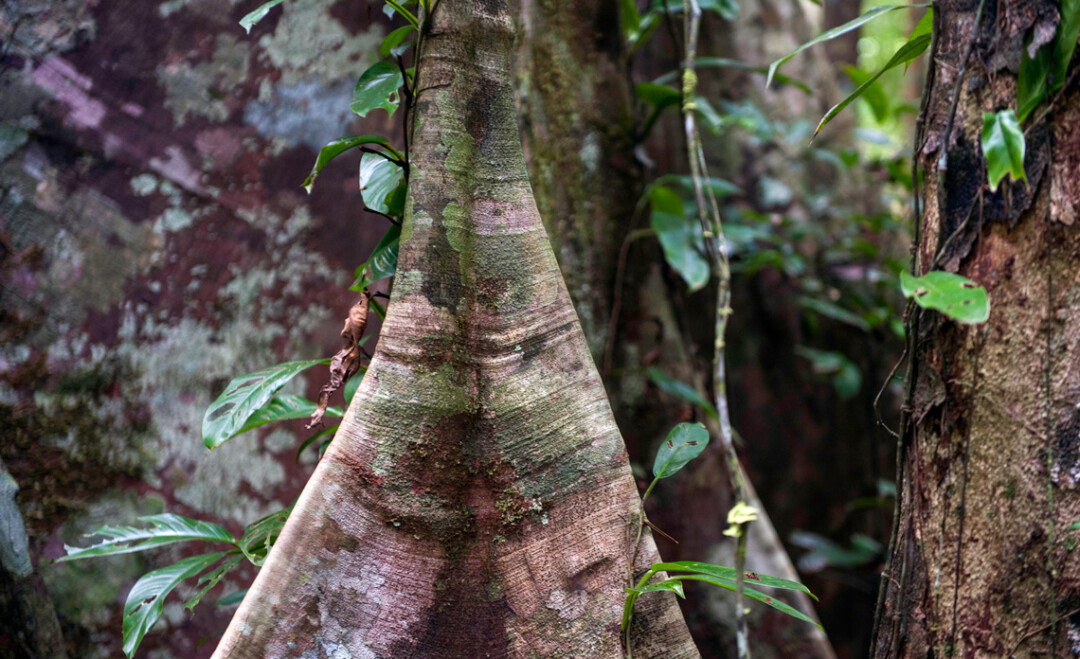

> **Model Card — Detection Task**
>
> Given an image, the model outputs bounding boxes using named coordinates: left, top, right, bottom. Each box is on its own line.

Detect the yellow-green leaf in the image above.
left=981, top=109, right=1027, bottom=191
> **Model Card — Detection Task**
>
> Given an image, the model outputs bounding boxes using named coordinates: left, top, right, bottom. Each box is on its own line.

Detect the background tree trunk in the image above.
left=213, top=2, right=697, bottom=656
left=873, top=1, right=1080, bottom=656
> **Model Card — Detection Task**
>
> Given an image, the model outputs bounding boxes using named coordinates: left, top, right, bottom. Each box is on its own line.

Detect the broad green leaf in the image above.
left=900, top=270, right=989, bottom=324
left=202, top=359, right=328, bottom=449
left=795, top=347, right=862, bottom=400
left=215, top=588, right=248, bottom=607
left=662, top=573, right=822, bottom=629
left=1017, top=41, right=1051, bottom=123
left=123, top=552, right=228, bottom=658
left=351, top=224, right=401, bottom=291
left=798, top=296, right=871, bottom=331
left=302, top=135, right=394, bottom=193
left=380, top=25, right=414, bottom=59
left=238, top=506, right=291, bottom=565
left=182, top=552, right=244, bottom=612
left=652, top=561, right=816, bottom=597
left=981, top=110, right=1027, bottom=191
left=625, top=578, right=686, bottom=598
left=359, top=153, right=407, bottom=215
left=621, top=0, right=643, bottom=44
left=646, top=367, right=719, bottom=420
left=350, top=61, right=403, bottom=119
left=813, top=16, right=931, bottom=138
left=1053, top=0, right=1080, bottom=94
left=653, top=58, right=812, bottom=93
left=652, top=211, right=710, bottom=291
left=652, top=422, right=710, bottom=479
left=239, top=0, right=287, bottom=34
left=236, top=394, right=343, bottom=436
left=767, top=5, right=927, bottom=87
left=57, top=514, right=235, bottom=562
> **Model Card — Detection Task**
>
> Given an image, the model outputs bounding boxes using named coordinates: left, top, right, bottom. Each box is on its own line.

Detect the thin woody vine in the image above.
left=49, top=0, right=1057, bottom=657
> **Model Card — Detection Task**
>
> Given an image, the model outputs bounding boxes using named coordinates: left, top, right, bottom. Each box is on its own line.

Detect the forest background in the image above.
left=0, top=0, right=976, bottom=657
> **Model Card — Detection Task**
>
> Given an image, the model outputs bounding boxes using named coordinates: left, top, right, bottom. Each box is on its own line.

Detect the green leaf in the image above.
left=350, top=61, right=403, bottom=119
left=636, top=83, right=681, bottom=109
left=297, top=424, right=338, bottom=459
left=1053, top=0, right=1080, bottom=94
left=380, top=25, right=414, bottom=59
left=646, top=367, right=719, bottom=420
left=981, top=110, right=1027, bottom=191
left=352, top=224, right=401, bottom=291
left=652, top=422, right=710, bottom=479
left=1067, top=520, right=1080, bottom=531
left=202, top=359, right=328, bottom=449
left=215, top=588, right=248, bottom=607
left=900, top=270, right=990, bottom=324
left=1017, top=39, right=1052, bottom=123
left=239, top=0, right=287, bottom=34
left=237, top=394, right=343, bottom=436
left=383, top=0, right=418, bottom=29
left=182, top=552, right=245, bottom=612
left=302, top=135, right=394, bottom=193
left=842, top=66, right=889, bottom=122
left=798, top=296, right=871, bottom=332
left=359, top=153, right=407, bottom=216
left=699, top=0, right=739, bottom=20
left=813, top=14, right=931, bottom=138
left=626, top=578, right=686, bottom=598
left=659, top=572, right=822, bottom=629
left=123, top=552, right=229, bottom=658
left=621, top=0, right=643, bottom=45
left=795, top=347, right=862, bottom=400
left=649, top=186, right=710, bottom=291
left=767, top=4, right=926, bottom=87
left=651, top=561, right=817, bottom=598
left=57, top=514, right=235, bottom=562
left=238, top=506, right=291, bottom=565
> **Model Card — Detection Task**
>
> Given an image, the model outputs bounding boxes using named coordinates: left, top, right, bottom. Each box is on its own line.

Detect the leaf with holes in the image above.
left=123, top=552, right=229, bottom=657
left=646, top=368, right=718, bottom=420
left=239, top=0, right=288, bottom=33
left=653, top=422, right=710, bottom=480
left=981, top=110, right=1027, bottom=191
left=359, top=153, right=406, bottom=216
left=56, top=514, right=235, bottom=562
left=1053, top=0, right=1080, bottom=94
left=900, top=270, right=989, bottom=324
left=351, top=61, right=403, bottom=118
left=203, top=359, right=328, bottom=449
left=302, top=135, right=395, bottom=193
left=238, top=506, right=291, bottom=565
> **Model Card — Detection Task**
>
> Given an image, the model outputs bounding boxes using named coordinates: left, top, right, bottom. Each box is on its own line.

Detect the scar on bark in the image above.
left=307, top=291, right=372, bottom=429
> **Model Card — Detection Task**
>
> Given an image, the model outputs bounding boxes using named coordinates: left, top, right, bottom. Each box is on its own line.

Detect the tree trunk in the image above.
left=873, top=1, right=1080, bottom=656
left=213, top=2, right=697, bottom=657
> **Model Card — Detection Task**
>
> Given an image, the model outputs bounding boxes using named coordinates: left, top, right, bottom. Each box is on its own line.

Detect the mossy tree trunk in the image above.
left=872, top=1, right=1080, bottom=656
left=213, top=2, right=697, bottom=657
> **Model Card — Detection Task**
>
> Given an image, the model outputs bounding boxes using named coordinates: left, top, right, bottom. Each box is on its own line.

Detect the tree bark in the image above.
left=873, top=1, right=1080, bottom=656
left=213, top=2, right=697, bottom=657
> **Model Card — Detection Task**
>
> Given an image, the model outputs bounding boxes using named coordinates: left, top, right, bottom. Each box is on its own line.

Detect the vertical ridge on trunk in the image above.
left=212, top=2, right=698, bottom=657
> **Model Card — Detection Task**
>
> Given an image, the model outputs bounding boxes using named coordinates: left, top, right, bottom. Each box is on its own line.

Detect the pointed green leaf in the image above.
left=649, top=186, right=710, bottom=291
left=237, top=506, right=291, bottom=565
left=1017, top=40, right=1052, bottom=123
left=646, top=368, right=718, bottom=420
left=123, top=552, right=229, bottom=657
left=383, top=0, right=419, bottom=28
left=980, top=109, right=1027, bottom=191
left=297, top=424, right=338, bottom=460
left=621, top=0, right=643, bottom=44
left=350, top=61, right=403, bottom=119
left=359, top=153, right=406, bottom=216
left=202, top=359, right=328, bottom=449
left=636, top=82, right=681, bottom=109
left=380, top=25, right=415, bottom=59
left=651, top=561, right=817, bottom=598
left=813, top=15, right=931, bottom=138
left=239, top=0, right=287, bottom=34
left=767, top=4, right=927, bottom=87
left=626, top=578, right=686, bottom=598
left=352, top=225, right=401, bottom=291
left=57, top=514, right=235, bottom=562
left=182, top=552, right=245, bottom=612
left=900, top=270, right=989, bottom=324
left=302, top=135, right=394, bottom=193
left=652, top=422, right=710, bottom=479
left=662, top=573, right=822, bottom=629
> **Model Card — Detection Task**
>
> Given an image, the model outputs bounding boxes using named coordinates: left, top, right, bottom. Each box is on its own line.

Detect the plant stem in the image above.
left=680, top=1, right=750, bottom=657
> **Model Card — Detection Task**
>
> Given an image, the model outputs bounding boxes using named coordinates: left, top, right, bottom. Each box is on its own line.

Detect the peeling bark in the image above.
left=213, top=2, right=697, bottom=657
left=873, top=2, right=1080, bottom=656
